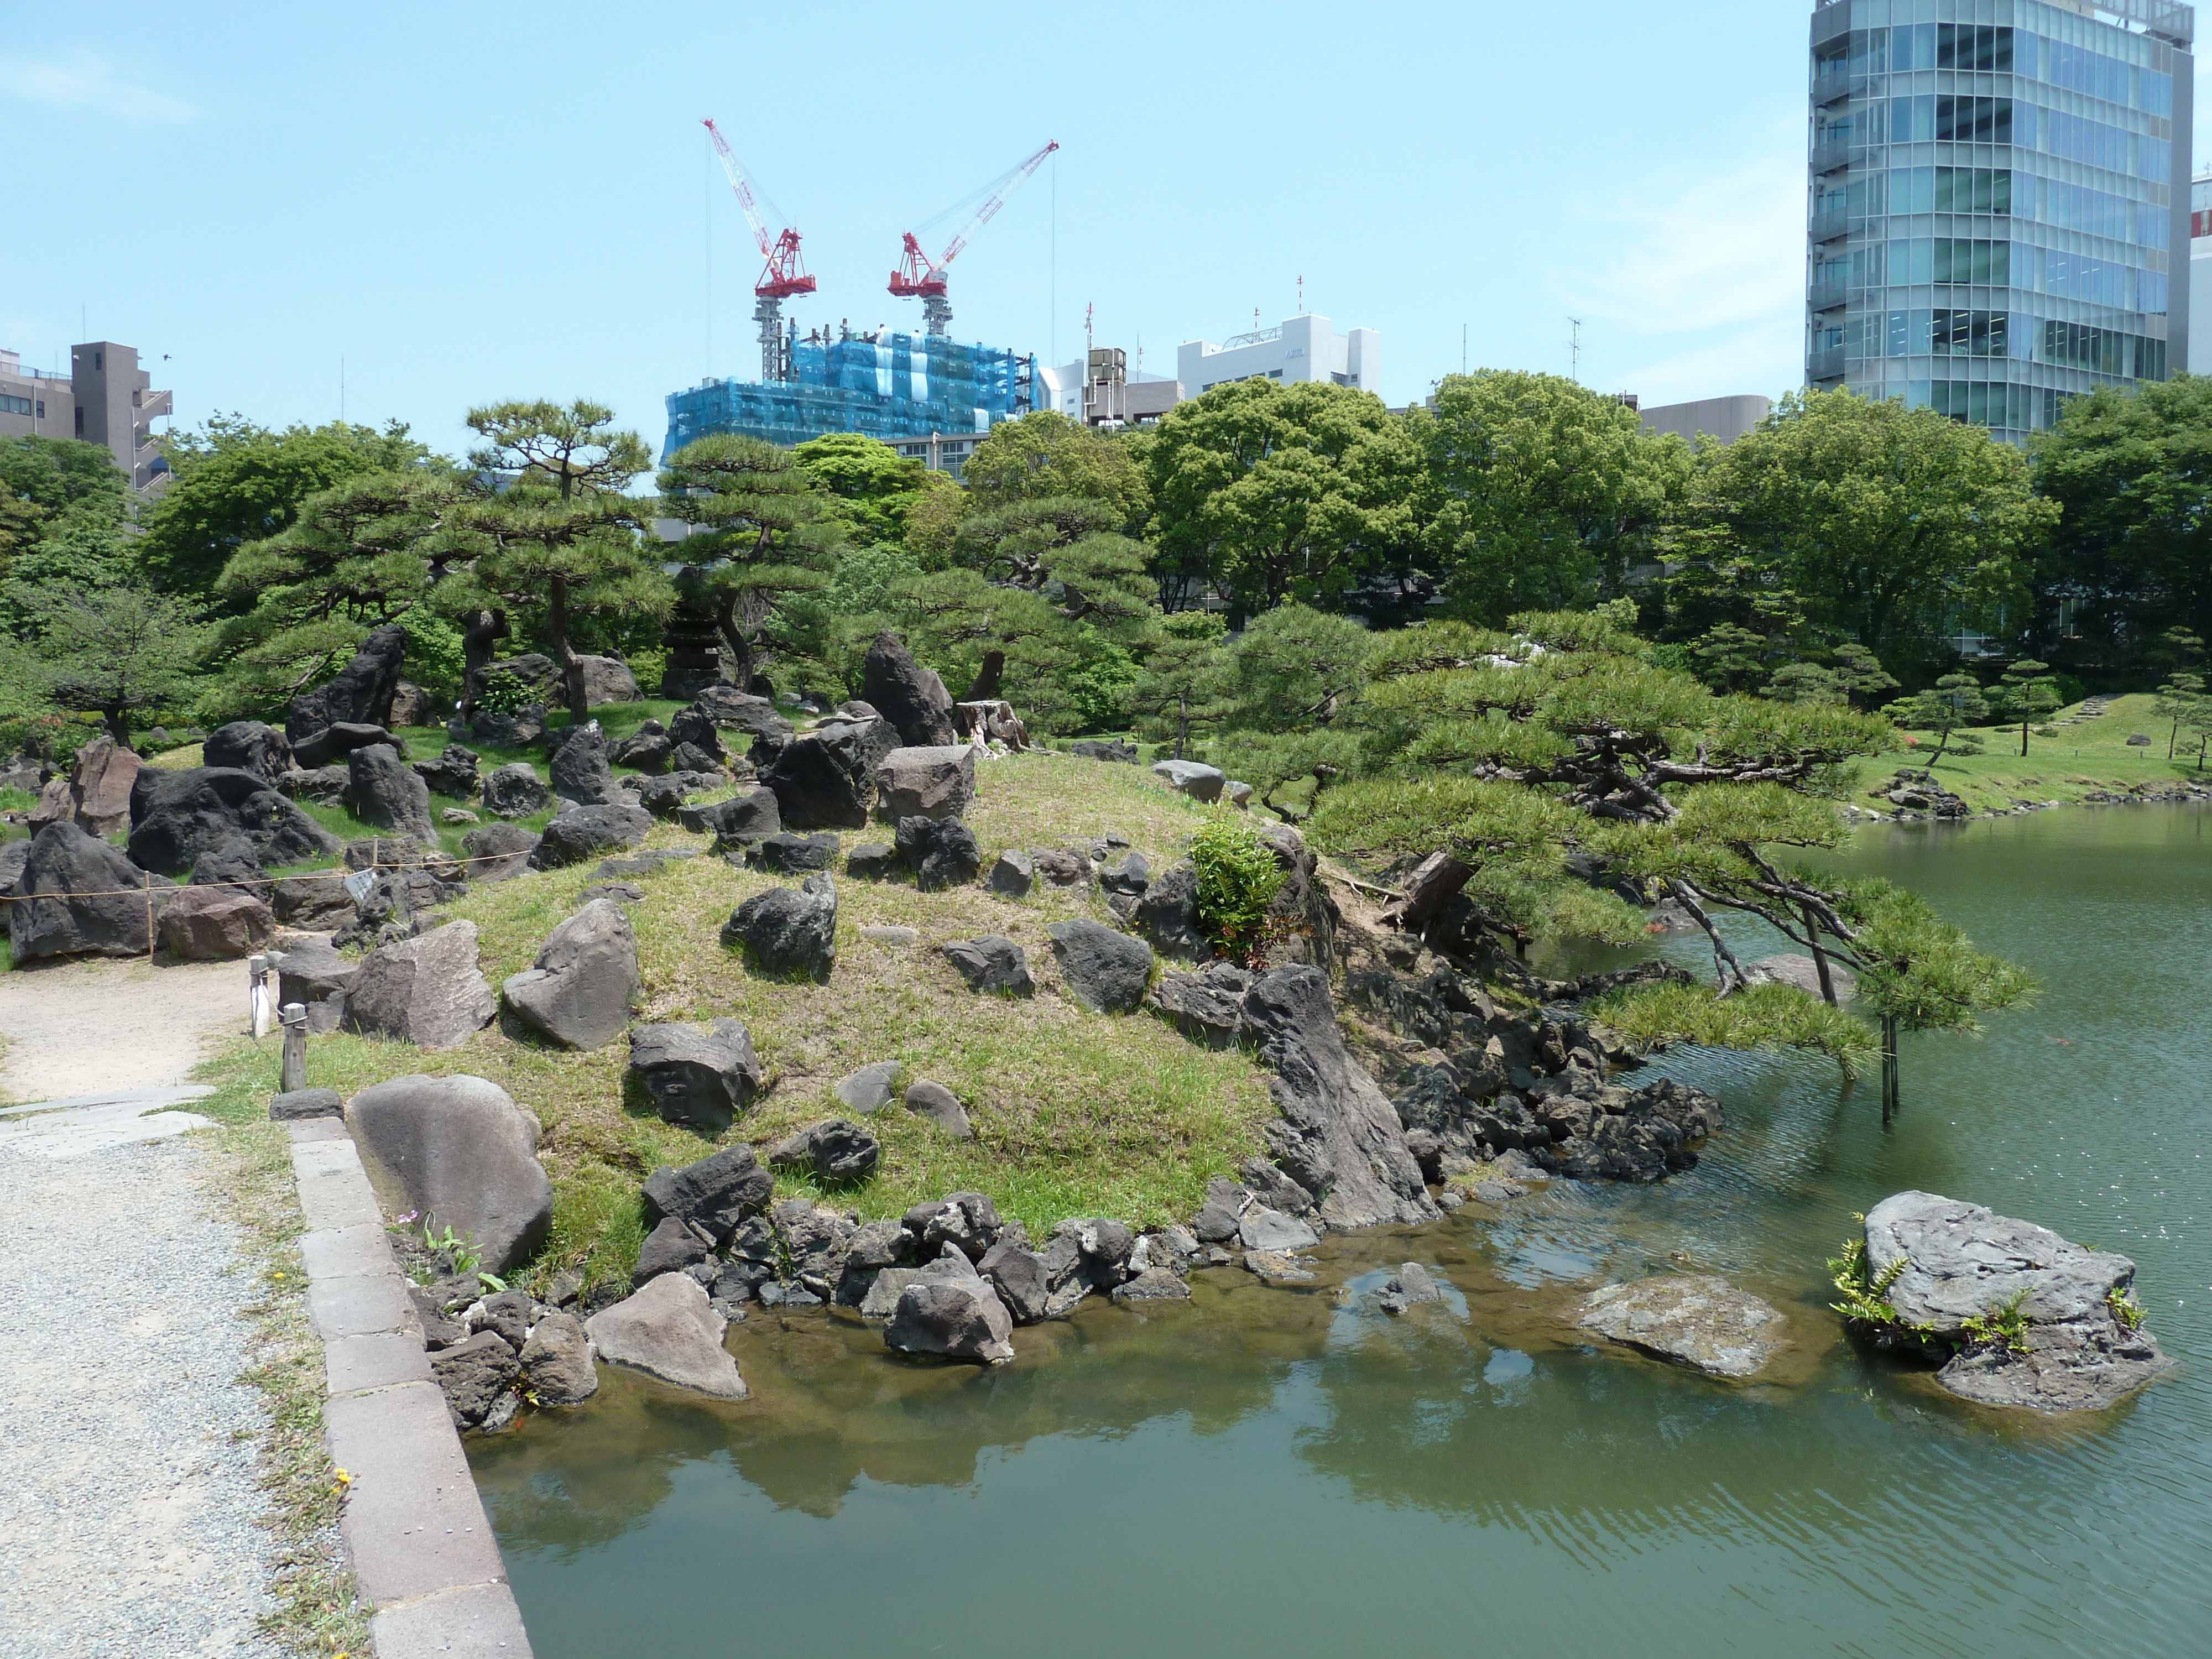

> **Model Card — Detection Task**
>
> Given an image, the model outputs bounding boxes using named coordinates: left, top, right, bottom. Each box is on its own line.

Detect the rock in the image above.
left=431, top=1331, right=520, bottom=1430
left=502, top=898, right=639, bottom=1049
left=548, top=722, right=622, bottom=806
left=1112, top=1267, right=1192, bottom=1304
left=904, top=1193, right=1004, bottom=1260
left=186, top=836, right=272, bottom=901
left=632, top=1215, right=713, bottom=1286
left=158, top=885, right=273, bottom=960
left=273, top=940, right=358, bottom=1033
left=471, top=653, right=561, bottom=707
left=343, top=744, right=438, bottom=845
left=414, top=745, right=480, bottom=800
left=742, top=831, right=840, bottom=874
left=126, top=766, right=344, bottom=878
left=902, top=1079, right=972, bottom=1138
left=1224, top=780, right=1253, bottom=808
left=1238, top=1208, right=1319, bottom=1253
left=692, top=686, right=793, bottom=750
left=348, top=1073, right=551, bottom=1271
left=1532, top=1078, right=1724, bottom=1183
left=290, top=721, right=400, bottom=770
left=388, top=679, right=436, bottom=729
left=642, top=1145, right=776, bottom=1244
left=874, top=745, right=975, bottom=822
left=952, top=697, right=1029, bottom=750
left=1741, top=952, right=1858, bottom=1000
left=517, top=1309, right=597, bottom=1405
left=286, top=623, right=409, bottom=738
left=834, top=1060, right=902, bottom=1114
left=860, top=924, right=919, bottom=945
left=761, top=728, right=872, bottom=831
left=277, top=765, right=350, bottom=805
left=1244, top=1250, right=1316, bottom=1285
left=721, top=872, right=837, bottom=980
left=1240, top=965, right=1437, bottom=1229
left=941, top=935, right=1034, bottom=997
left=1577, top=1276, right=1787, bottom=1379
left=861, top=632, right=958, bottom=748
left=1047, top=919, right=1154, bottom=1013
left=577, top=655, right=641, bottom=706
left=1151, top=961, right=1254, bottom=1048
left=884, top=1272, right=1015, bottom=1365
left=979, top=1241, right=1052, bottom=1323
left=203, top=721, right=293, bottom=785
left=1151, top=759, right=1226, bottom=802
left=1025, top=849, right=1087, bottom=891
left=1134, top=859, right=1209, bottom=957
left=460, top=821, right=538, bottom=883
left=895, top=814, right=981, bottom=890
left=528, top=803, right=652, bottom=869
left=1068, top=739, right=1138, bottom=764
left=480, top=762, right=551, bottom=819
left=685, top=786, right=781, bottom=844
left=1192, top=1178, right=1248, bottom=1243
left=585, top=1274, right=745, bottom=1399
left=609, top=728, right=672, bottom=774
left=629, top=774, right=690, bottom=816
left=1099, top=851, right=1151, bottom=898
left=627, top=1020, right=766, bottom=1133
left=846, top=842, right=899, bottom=880
left=1392, top=1262, right=1445, bottom=1306
left=8, top=823, right=171, bottom=961
left=343, top=920, right=497, bottom=1049
left=470, top=703, right=547, bottom=749
left=577, top=882, right=644, bottom=907
left=987, top=850, right=1034, bottom=897
left=768, top=1118, right=880, bottom=1183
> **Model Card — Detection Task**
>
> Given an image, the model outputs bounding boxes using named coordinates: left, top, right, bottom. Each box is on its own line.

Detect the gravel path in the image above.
left=0, top=957, right=247, bottom=1103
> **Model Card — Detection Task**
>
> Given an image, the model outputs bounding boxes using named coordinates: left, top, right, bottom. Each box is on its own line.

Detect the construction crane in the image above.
left=702, top=117, right=816, bottom=382
left=889, top=139, right=1060, bottom=338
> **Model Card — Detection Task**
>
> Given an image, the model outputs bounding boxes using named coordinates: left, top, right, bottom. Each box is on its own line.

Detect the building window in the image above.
left=93, top=351, right=102, bottom=370
left=0, top=395, right=29, bottom=417
left=34, top=400, right=44, bottom=419
left=74, top=408, right=84, bottom=435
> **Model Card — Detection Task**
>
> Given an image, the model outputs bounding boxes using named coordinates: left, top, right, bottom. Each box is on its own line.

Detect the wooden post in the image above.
left=279, top=1001, right=308, bottom=1094
left=1880, top=1013, right=1900, bottom=1128
left=144, top=873, right=155, bottom=964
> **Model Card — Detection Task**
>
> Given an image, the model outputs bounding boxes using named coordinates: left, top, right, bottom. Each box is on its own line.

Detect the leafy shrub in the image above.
left=400, top=612, right=468, bottom=697
left=475, top=667, right=533, bottom=715
left=0, top=710, right=77, bottom=761
left=1190, top=812, right=1285, bottom=962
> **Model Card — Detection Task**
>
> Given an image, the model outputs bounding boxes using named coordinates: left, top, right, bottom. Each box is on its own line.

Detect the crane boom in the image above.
left=889, top=139, right=1060, bottom=337
left=702, top=116, right=815, bottom=383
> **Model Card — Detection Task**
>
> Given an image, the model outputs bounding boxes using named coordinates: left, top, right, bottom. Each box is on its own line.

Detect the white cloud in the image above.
left=0, top=51, right=192, bottom=121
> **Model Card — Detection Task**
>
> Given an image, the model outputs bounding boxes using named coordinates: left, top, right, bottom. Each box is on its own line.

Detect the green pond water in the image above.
left=471, top=805, right=2212, bottom=1658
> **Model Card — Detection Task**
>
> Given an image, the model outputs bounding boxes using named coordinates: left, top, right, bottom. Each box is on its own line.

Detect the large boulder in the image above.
left=1068, top=739, right=1138, bottom=764
left=692, top=685, right=794, bottom=750
left=430, top=1331, right=520, bottom=1430
left=286, top=623, right=408, bottom=738
left=874, top=745, right=975, bottom=822
left=202, top=722, right=293, bottom=785
left=1046, top=919, right=1154, bottom=1014
left=290, top=721, right=400, bottom=770
left=460, top=821, right=538, bottom=883
left=684, top=786, right=781, bottom=844
left=585, top=1274, right=746, bottom=1398
left=642, top=1144, right=776, bottom=1245
left=413, top=744, right=480, bottom=800
left=277, top=765, right=349, bottom=806
left=860, top=632, right=958, bottom=747
left=1577, top=1276, right=1788, bottom=1379
left=274, top=939, right=358, bottom=1033
left=1134, top=859, right=1209, bottom=958
left=481, top=762, right=551, bottom=819
left=502, top=898, right=639, bottom=1050
left=632, top=1216, right=713, bottom=1286
left=8, top=822, right=171, bottom=960
left=941, top=935, right=1034, bottom=997
left=1529, top=1077, right=1724, bottom=1183
left=126, top=767, right=344, bottom=877
left=1239, top=964, right=1438, bottom=1229
left=345, top=744, right=438, bottom=845
left=348, top=1073, right=551, bottom=1271
left=547, top=722, right=622, bottom=806
left=1151, top=759, right=1226, bottom=803
left=1741, top=952, right=1858, bottom=1000
left=1151, top=961, right=1254, bottom=1050
left=883, top=1250, right=1015, bottom=1365
left=158, top=885, right=273, bottom=961
left=895, top=815, right=981, bottom=890
left=28, top=737, right=143, bottom=838
left=1860, top=1191, right=2173, bottom=1411
left=609, top=726, right=672, bottom=774
left=721, top=872, right=836, bottom=980
left=628, top=1020, right=766, bottom=1132
left=761, top=727, right=872, bottom=831
left=342, top=920, right=497, bottom=1050
left=517, top=1310, right=598, bottom=1405
left=528, top=803, right=652, bottom=869
left=577, top=655, right=641, bottom=705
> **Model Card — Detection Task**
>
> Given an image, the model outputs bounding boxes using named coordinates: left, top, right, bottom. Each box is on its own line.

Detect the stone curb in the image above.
left=283, top=1117, right=535, bottom=1656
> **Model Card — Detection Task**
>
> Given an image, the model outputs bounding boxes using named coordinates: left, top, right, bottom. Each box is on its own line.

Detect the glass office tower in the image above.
left=1807, top=0, right=2193, bottom=443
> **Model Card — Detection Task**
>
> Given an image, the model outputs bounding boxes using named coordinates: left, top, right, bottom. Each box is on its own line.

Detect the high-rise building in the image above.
left=2189, top=165, right=2212, bottom=367
left=1176, top=314, right=1380, bottom=401
left=1807, top=0, right=2193, bottom=443
left=0, top=341, right=171, bottom=489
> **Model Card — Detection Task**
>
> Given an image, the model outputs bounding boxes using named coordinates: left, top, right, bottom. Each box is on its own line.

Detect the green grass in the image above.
left=204, top=750, right=1278, bottom=1295
left=1865, top=691, right=2209, bottom=815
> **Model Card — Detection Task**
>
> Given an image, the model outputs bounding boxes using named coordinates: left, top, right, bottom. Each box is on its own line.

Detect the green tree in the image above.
left=1685, top=389, right=2054, bottom=669
left=1415, top=370, right=1689, bottom=622
left=1691, top=621, right=1771, bottom=692
left=3, top=583, right=211, bottom=747
left=1146, top=379, right=1420, bottom=610
left=1130, top=609, right=1229, bottom=759
left=1989, top=658, right=2061, bottom=756
left=1761, top=661, right=1848, bottom=704
left=790, top=432, right=958, bottom=551
left=1829, top=641, right=1900, bottom=708
left=0, top=435, right=128, bottom=519
left=2154, top=669, right=2206, bottom=761
left=657, top=434, right=841, bottom=691
left=1885, top=671, right=1991, bottom=761
left=0, top=482, right=39, bottom=566
left=959, top=410, right=1149, bottom=523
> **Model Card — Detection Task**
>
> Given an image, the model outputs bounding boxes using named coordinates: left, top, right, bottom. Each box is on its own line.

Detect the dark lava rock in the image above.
left=761, top=727, right=873, bottom=831
left=846, top=842, right=899, bottom=880
left=502, top=898, right=640, bottom=1050
left=743, top=831, right=840, bottom=874
left=627, top=1020, right=766, bottom=1133
left=274, top=939, right=358, bottom=1033
left=202, top=721, right=293, bottom=784
left=528, top=803, right=652, bottom=869
left=987, top=850, right=1033, bottom=897
left=1067, top=738, right=1138, bottom=764
left=632, top=1215, right=714, bottom=1287
left=721, top=872, right=836, bottom=980
left=430, top=1331, right=520, bottom=1430
left=126, top=766, right=343, bottom=878
left=894, top=814, right=981, bottom=890
left=481, top=762, right=551, bottom=819
left=1046, top=919, right=1154, bottom=1014
left=345, top=743, right=437, bottom=845
left=8, top=823, right=172, bottom=961
left=286, top=624, right=408, bottom=739
left=1151, top=961, right=1254, bottom=1048
left=860, top=631, right=957, bottom=748
left=768, top=1118, right=880, bottom=1185
left=941, top=935, right=1034, bottom=997
left=460, top=821, right=538, bottom=883
left=548, top=721, right=622, bottom=806
left=642, top=1144, right=777, bottom=1245
left=414, top=745, right=481, bottom=800
left=682, top=785, right=781, bottom=843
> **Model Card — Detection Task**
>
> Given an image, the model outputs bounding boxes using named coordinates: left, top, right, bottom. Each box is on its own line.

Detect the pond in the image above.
left=471, top=804, right=2212, bottom=1658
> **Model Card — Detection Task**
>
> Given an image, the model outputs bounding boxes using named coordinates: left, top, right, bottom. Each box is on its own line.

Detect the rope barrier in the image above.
left=0, top=841, right=546, bottom=904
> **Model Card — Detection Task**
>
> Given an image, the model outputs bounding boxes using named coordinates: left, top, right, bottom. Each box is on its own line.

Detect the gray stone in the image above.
left=274, top=940, right=358, bottom=1033
left=8, top=822, right=171, bottom=961
left=834, top=1060, right=903, bottom=1114
left=1151, top=759, right=1226, bottom=802
left=346, top=744, right=438, bottom=845
left=1111, top=1267, right=1192, bottom=1304
left=586, top=1274, right=746, bottom=1398
left=874, top=744, right=975, bottom=821
left=761, top=727, right=872, bottom=831
left=721, top=872, right=837, bottom=980
left=277, top=765, right=351, bottom=805
left=904, top=1193, right=1004, bottom=1260
left=291, top=721, right=401, bottom=770
left=528, top=803, right=652, bottom=869
left=479, top=763, right=550, bottom=819
left=269, top=1088, right=344, bottom=1122
left=941, top=935, right=1034, bottom=997
left=742, top=831, right=840, bottom=874
left=517, top=1308, right=597, bottom=1405
left=577, top=655, right=641, bottom=706
left=287, top=623, right=409, bottom=738
left=768, top=1118, right=880, bottom=1184
left=1068, top=739, right=1138, bottom=764
left=203, top=720, right=293, bottom=784
left=502, top=898, right=639, bottom=1050
left=1239, top=1207, right=1319, bottom=1253
left=348, top=1073, right=552, bottom=1272
left=1047, top=919, right=1154, bottom=1014
left=158, top=885, right=272, bottom=960
left=126, top=766, right=344, bottom=877
left=23, top=738, right=139, bottom=839
left=627, top=1020, right=766, bottom=1133
left=1390, top=1262, right=1444, bottom=1306
left=343, top=920, right=497, bottom=1050
left=987, top=849, right=1034, bottom=897
left=685, top=786, right=781, bottom=844
left=413, top=744, right=479, bottom=800
left=1244, top=1249, right=1316, bottom=1285
left=1100, top=851, right=1151, bottom=895
left=459, top=821, right=537, bottom=883
left=1741, top=952, right=1858, bottom=1000
left=430, top=1331, right=520, bottom=1430
left=978, top=1241, right=1052, bottom=1323
left=1577, top=1276, right=1787, bottom=1379
left=1151, top=961, right=1253, bottom=1048
left=1030, top=848, right=1090, bottom=889
left=895, top=814, right=981, bottom=890
left=859, top=924, right=919, bottom=945
left=884, top=1274, right=1015, bottom=1365
left=641, top=1144, right=776, bottom=1244
left=548, top=721, right=622, bottom=806
left=1225, top=780, right=1254, bottom=808
left=1192, top=1178, right=1248, bottom=1244
left=847, top=842, right=899, bottom=880
left=1134, top=859, right=1209, bottom=957
left=903, top=1079, right=972, bottom=1139
left=861, top=632, right=958, bottom=748
left=692, top=685, right=793, bottom=748
left=632, top=1215, right=713, bottom=1286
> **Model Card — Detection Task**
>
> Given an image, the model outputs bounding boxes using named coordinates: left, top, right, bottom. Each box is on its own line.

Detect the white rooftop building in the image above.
left=1177, top=313, right=1379, bottom=400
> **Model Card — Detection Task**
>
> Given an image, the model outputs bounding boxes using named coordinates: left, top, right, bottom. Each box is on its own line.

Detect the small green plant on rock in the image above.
left=1190, top=811, right=1285, bottom=964
left=474, top=667, right=533, bottom=716
left=1961, top=1289, right=2033, bottom=1355
left=1828, top=1222, right=1932, bottom=1338
left=2107, top=1285, right=2146, bottom=1332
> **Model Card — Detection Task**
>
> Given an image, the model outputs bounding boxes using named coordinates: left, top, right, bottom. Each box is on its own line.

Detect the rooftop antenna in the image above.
left=1298, top=274, right=1304, bottom=314
left=1569, top=316, right=1583, bottom=382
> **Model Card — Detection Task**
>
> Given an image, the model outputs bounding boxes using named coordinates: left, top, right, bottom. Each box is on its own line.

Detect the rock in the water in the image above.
left=742, top=831, right=840, bottom=874
left=343, top=920, right=497, bottom=1049
left=895, top=814, right=981, bottom=890
left=286, top=623, right=408, bottom=738
left=502, top=898, right=639, bottom=1049
left=1244, top=1249, right=1316, bottom=1285
left=721, top=872, right=837, bottom=980
left=528, top=803, right=652, bottom=869
left=1531, top=1078, right=1724, bottom=1183
left=833, top=1060, right=902, bottom=1114
left=768, top=1118, right=880, bottom=1184
left=627, top=1020, right=765, bottom=1132
left=884, top=1269, right=1015, bottom=1365
left=1238, top=1208, right=1319, bottom=1253
left=345, top=743, right=438, bottom=845
left=8, top=823, right=170, bottom=961
left=642, top=1145, right=776, bottom=1245
left=861, top=632, right=958, bottom=748
left=761, top=727, right=872, bottom=831
left=941, top=935, right=1034, bottom=996
left=585, top=1274, right=746, bottom=1398
left=1741, top=952, right=1857, bottom=1000
left=874, top=744, right=975, bottom=822
left=349, top=1072, right=551, bottom=1271
left=987, top=850, right=1034, bottom=897
left=1134, top=859, right=1209, bottom=957
left=158, top=885, right=273, bottom=961
left=431, top=1331, right=520, bottom=1430
left=1047, top=919, right=1154, bottom=1014
left=548, top=721, right=622, bottom=806
left=517, top=1309, right=598, bottom=1405
left=1388, top=1262, right=1444, bottom=1306
left=1151, top=759, right=1226, bottom=802
left=203, top=721, right=294, bottom=785
left=1111, top=1267, right=1192, bottom=1304
left=1577, top=1276, right=1787, bottom=1379
left=126, top=766, right=344, bottom=877
left=481, top=762, right=551, bottom=819
left=460, top=821, right=538, bottom=883
left=902, top=1079, right=972, bottom=1138
left=1240, top=964, right=1437, bottom=1229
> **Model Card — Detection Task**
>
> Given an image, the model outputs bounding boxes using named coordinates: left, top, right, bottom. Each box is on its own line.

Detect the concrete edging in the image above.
left=285, top=1116, right=535, bottom=1658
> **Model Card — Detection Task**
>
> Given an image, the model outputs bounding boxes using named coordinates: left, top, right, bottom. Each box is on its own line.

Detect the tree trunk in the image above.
left=2169, top=717, right=2178, bottom=761
left=1881, top=1014, right=1900, bottom=1128
left=101, top=704, right=131, bottom=748
left=712, top=598, right=757, bottom=694
left=2019, top=718, right=2028, bottom=757
left=461, top=608, right=509, bottom=712
left=548, top=576, right=589, bottom=722
left=1176, top=691, right=1188, bottom=761
left=1801, top=901, right=1838, bottom=1005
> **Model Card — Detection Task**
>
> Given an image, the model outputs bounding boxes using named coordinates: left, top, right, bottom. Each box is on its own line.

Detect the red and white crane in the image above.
left=889, top=139, right=1060, bottom=338
left=702, top=117, right=816, bottom=382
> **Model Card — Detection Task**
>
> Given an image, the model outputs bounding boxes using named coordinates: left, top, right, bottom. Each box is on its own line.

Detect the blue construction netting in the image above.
left=662, top=332, right=1029, bottom=458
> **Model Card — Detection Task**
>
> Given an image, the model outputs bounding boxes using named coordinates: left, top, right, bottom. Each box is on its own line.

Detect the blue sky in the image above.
left=5, top=2, right=2204, bottom=459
